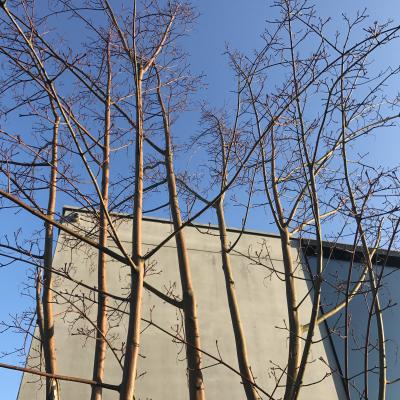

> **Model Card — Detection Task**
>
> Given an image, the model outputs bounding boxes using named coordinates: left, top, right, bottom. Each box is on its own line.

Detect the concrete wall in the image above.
left=18, top=211, right=345, bottom=399
left=307, top=255, right=400, bottom=400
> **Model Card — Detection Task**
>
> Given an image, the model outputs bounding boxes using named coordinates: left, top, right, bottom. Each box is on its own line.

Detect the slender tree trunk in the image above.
left=359, top=231, right=386, bottom=400
left=35, top=267, right=45, bottom=362
left=263, top=128, right=301, bottom=400
left=120, top=71, right=145, bottom=400
left=340, top=70, right=387, bottom=400
left=216, top=200, right=260, bottom=400
left=91, top=43, right=112, bottom=400
left=166, top=153, right=205, bottom=400
left=258, top=124, right=301, bottom=399
left=291, top=173, right=323, bottom=400
left=162, top=111, right=205, bottom=400
left=42, top=110, right=60, bottom=400
left=280, top=228, right=301, bottom=400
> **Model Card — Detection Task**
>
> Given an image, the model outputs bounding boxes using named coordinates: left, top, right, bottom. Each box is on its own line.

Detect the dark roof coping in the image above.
left=62, top=206, right=400, bottom=267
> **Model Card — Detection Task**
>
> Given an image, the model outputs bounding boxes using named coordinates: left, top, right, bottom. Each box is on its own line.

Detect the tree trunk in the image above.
left=166, top=162, right=205, bottom=400
left=216, top=200, right=260, bottom=400
left=120, top=72, right=145, bottom=400
left=42, top=111, right=60, bottom=400
left=158, top=79, right=205, bottom=400
left=91, top=45, right=111, bottom=400
left=280, top=228, right=301, bottom=400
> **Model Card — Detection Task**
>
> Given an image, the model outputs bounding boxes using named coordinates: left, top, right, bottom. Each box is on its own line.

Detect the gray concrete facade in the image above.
left=18, top=208, right=345, bottom=399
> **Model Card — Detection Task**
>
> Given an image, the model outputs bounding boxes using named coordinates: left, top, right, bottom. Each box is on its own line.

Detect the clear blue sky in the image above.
left=1, top=0, right=400, bottom=398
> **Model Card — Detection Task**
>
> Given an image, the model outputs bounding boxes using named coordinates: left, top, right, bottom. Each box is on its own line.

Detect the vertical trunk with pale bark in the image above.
left=340, top=72, right=387, bottom=400
left=165, top=154, right=205, bottom=400
left=91, top=47, right=111, bottom=400
left=261, top=128, right=301, bottom=400
left=157, top=78, right=205, bottom=400
left=120, top=71, right=145, bottom=400
left=280, top=228, right=301, bottom=400
left=216, top=200, right=260, bottom=400
left=42, top=112, right=60, bottom=400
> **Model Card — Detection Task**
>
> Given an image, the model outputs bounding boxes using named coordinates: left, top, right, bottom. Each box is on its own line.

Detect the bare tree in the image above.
left=156, top=67, right=206, bottom=399
left=0, top=1, right=400, bottom=400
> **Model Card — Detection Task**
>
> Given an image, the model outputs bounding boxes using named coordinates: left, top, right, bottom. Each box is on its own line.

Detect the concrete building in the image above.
left=18, top=207, right=399, bottom=399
